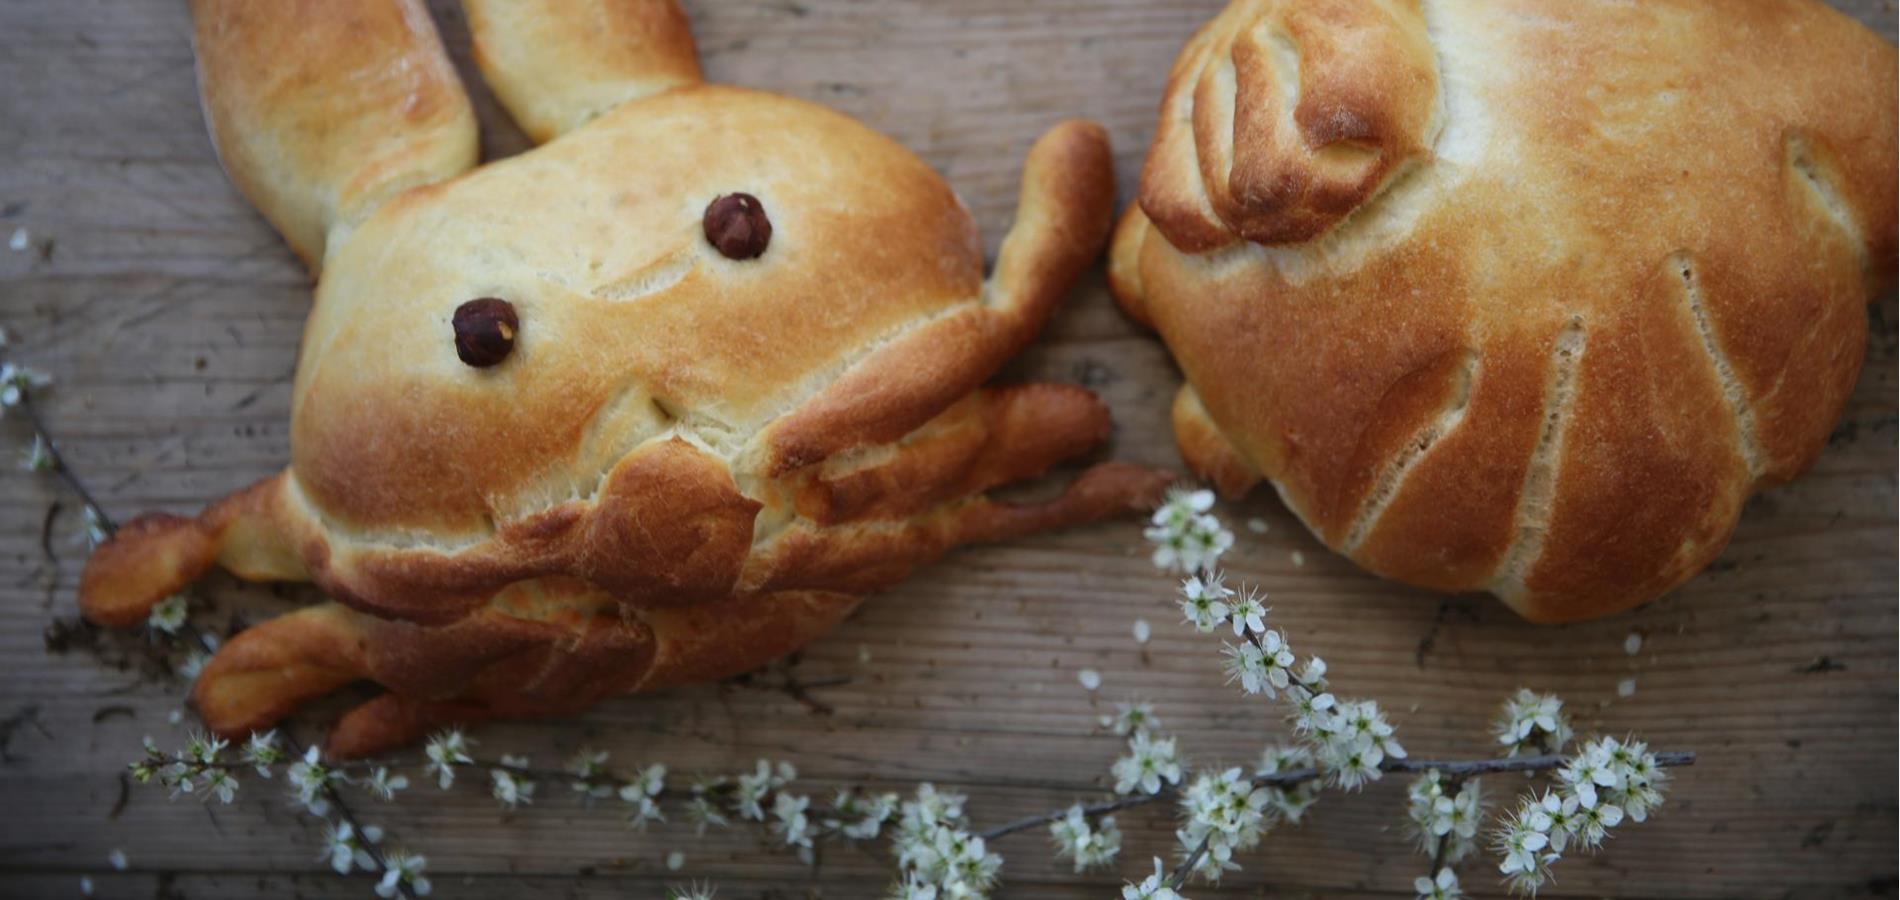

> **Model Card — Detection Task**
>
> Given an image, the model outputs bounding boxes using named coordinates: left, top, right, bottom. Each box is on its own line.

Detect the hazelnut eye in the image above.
left=703, top=193, right=772, bottom=259
left=452, top=297, right=519, bottom=368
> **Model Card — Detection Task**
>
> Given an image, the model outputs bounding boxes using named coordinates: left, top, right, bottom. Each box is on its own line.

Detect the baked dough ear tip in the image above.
left=76, top=513, right=219, bottom=628
left=988, top=119, right=1116, bottom=316
left=462, top=0, right=704, bottom=143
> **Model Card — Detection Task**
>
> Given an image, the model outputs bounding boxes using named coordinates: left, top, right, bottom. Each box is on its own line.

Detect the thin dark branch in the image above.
left=1168, top=833, right=1211, bottom=889
left=19, top=396, right=116, bottom=529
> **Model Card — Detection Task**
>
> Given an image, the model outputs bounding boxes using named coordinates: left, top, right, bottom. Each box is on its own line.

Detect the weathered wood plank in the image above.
left=0, top=1, right=1893, bottom=898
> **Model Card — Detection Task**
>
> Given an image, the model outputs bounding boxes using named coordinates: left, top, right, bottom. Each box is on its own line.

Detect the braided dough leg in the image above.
left=180, top=383, right=1161, bottom=756
left=192, top=587, right=858, bottom=758
left=78, top=472, right=308, bottom=628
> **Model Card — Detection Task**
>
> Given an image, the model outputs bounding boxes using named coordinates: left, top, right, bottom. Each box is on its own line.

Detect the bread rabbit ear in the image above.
left=190, top=0, right=477, bottom=272
left=461, top=0, right=703, bottom=143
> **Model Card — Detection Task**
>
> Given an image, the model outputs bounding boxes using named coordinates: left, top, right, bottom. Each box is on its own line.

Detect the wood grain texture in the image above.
left=0, top=1, right=1893, bottom=898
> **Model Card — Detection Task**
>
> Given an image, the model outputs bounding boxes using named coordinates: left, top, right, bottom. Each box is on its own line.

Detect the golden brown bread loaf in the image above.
left=1111, top=0, right=1897, bottom=622
left=78, top=0, right=1167, bottom=755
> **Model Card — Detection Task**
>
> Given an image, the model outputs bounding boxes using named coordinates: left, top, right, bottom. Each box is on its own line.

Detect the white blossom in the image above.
left=1604, top=739, right=1669, bottom=823
left=200, top=767, right=239, bottom=804
left=147, top=595, right=188, bottom=635
left=286, top=744, right=339, bottom=815
left=1317, top=733, right=1384, bottom=791
left=1494, top=796, right=1557, bottom=895
left=1148, top=487, right=1213, bottom=534
left=734, top=759, right=795, bottom=821
left=1077, top=668, right=1102, bottom=691
left=1556, top=742, right=1618, bottom=810
left=667, top=883, right=716, bottom=900
left=1334, top=699, right=1405, bottom=761
left=363, top=767, right=408, bottom=801
left=1132, top=619, right=1152, bottom=644
left=1405, top=770, right=1482, bottom=863
left=567, top=748, right=614, bottom=800
left=1100, top=700, right=1159, bottom=737
left=1414, top=868, right=1464, bottom=900
left=893, top=784, right=1000, bottom=897
left=1047, top=804, right=1121, bottom=873
left=828, top=789, right=899, bottom=841
left=1224, top=588, right=1267, bottom=637
left=19, top=434, right=50, bottom=471
left=1147, top=489, right=1232, bottom=573
left=178, top=650, right=211, bottom=683
left=0, top=361, right=52, bottom=409
left=490, top=755, right=536, bottom=809
left=1111, top=731, right=1183, bottom=796
left=1297, top=656, right=1329, bottom=690
left=1176, top=767, right=1269, bottom=883
left=376, top=850, right=431, bottom=898
left=422, top=730, right=472, bottom=789
left=623, top=789, right=668, bottom=831
left=1255, top=745, right=1321, bottom=823
left=1222, top=630, right=1294, bottom=698
left=320, top=820, right=382, bottom=874
left=108, top=849, right=127, bottom=870
left=772, top=792, right=815, bottom=861
left=620, top=762, right=668, bottom=829
left=1493, top=689, right=1573, bottom=757
left=242, top=730, right=281, bottom=777
left=686, top=777, right=732, bottom=835
left=896, top=783, right=967, bottom=844
left=1288, top=688, right=1337, bottom=735
left=81, top=505, right=110, bottom=548
left=182, top=730, right=225, bottom=766
left=1178, top=573, right=1233, bottom=633
left=1122, top=857, right=1186, bottom=900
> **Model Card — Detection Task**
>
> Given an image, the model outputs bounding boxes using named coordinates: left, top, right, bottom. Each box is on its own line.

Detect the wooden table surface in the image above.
left=1, top=1, right=1893, bottom=898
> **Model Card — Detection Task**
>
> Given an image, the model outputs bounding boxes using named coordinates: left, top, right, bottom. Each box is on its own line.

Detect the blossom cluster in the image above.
left=1145, top=488, right=1234, bottom=574
left=892, top=783, right=1002, bottom=898
left=1493, top=688, right=1575, bottom=757
left=1048, top=804, right=1122, bottom=873
left=1405, top=769, right=1483, bottom=865
left=1493, top=735, right=1670, bottom=894
left=128, top=730, right=431, bottom=897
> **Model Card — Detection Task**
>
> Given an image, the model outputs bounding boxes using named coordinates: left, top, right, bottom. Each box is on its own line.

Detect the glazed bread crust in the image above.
left=191, top=0, right=479, bottom=269
left=1113, top=0, right=1897, bottom=622
left=79, top=0, right=1167, bottom=755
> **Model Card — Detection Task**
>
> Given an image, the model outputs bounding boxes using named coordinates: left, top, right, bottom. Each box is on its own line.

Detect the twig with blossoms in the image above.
left=16, top=318, right=1699, bottom=900
left=4, top=332, right=429, bottom=898
left=1065, top=487, right=1697, bottom=897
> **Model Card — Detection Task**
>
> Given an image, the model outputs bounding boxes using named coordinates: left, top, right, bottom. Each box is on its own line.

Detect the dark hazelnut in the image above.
left=703, top=192, right=772, bottom=259
left=452, top=297, right=519, bottom=368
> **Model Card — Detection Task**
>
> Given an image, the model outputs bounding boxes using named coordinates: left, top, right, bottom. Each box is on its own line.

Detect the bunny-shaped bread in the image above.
left=1111, top=0, right=1896, bottom=622
left=77, top=0, right=1167, bottom=756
